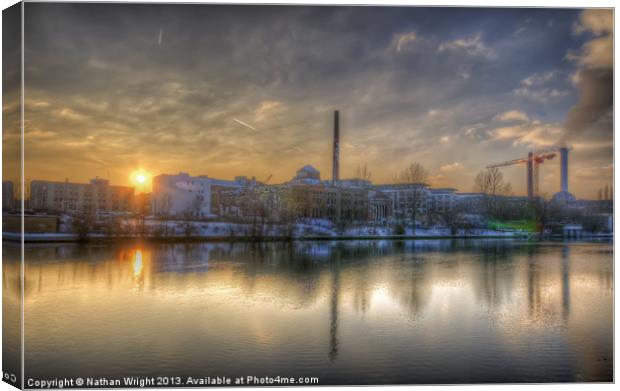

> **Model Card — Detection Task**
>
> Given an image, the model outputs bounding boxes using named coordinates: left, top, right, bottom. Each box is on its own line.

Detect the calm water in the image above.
left=3, top=239, right=614, bottom=384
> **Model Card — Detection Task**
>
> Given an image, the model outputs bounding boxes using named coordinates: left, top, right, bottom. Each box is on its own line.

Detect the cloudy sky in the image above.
left=11, top=4, right=614, bottom=197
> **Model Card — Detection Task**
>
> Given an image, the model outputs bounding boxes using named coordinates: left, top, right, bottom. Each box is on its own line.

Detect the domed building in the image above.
left=291, top=165, right=321, bottom=185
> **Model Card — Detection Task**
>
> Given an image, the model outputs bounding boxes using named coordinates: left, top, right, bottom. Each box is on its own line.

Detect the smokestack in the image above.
left=560, top=147, right=568, bottom=193
left=527, top=152, right=534, bottom=199
left=332, top=110, right=339, bottom=184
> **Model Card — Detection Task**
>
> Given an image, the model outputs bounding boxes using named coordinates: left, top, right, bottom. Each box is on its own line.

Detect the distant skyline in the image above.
left=3, top=4, right=613, bottom=198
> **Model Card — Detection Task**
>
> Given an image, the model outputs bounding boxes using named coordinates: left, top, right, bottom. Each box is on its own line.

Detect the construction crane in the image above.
left=487, top=148, right=559, bottom=199
left=248, top=174, right=272, bottom=191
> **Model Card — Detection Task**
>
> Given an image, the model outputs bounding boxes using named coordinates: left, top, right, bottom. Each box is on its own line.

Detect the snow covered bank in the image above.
left=4, top=220, right=531, bottom=243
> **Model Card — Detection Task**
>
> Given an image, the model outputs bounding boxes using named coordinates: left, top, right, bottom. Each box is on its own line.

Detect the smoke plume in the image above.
left=562, top=9, right=613, bottom=145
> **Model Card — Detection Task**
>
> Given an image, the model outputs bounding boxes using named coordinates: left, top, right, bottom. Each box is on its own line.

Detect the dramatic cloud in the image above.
left=18, top=4, right=612, bottom=198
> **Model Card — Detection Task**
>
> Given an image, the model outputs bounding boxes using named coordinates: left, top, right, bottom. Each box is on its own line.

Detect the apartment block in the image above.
left=29, top=177, right=134, bottom=214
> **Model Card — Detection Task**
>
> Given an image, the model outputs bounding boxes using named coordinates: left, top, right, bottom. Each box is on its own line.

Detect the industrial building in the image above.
left=152, top=173, right=256, bottom=218
left=290, top=172, right=368, bottom=221
left=2, top=180, right=15, bottom=210
left=374, top=183, right=429, bottom=222
left=215, top=165, right=370, bottom=222
left=208, top=109, right=542, bottom=225
left=210, top=176, right=257, bottom=216
left=151, top=173, right=212, bottom=218
left=217, top=172, right=528, bottom=225
left=29, top=177, right=134, bottom=214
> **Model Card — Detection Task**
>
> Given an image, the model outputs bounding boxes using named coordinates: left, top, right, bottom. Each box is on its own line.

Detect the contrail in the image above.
left=158, top=28, right=163, bottom=46
left=232, top=118, right=259, bottom=132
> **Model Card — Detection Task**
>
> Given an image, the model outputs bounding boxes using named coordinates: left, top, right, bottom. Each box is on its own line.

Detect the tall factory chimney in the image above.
left=560, top=147, right=569, bottom=193
left=332, top=110, right=340, bottom=184
left=527, top=152, right=534, bottom=199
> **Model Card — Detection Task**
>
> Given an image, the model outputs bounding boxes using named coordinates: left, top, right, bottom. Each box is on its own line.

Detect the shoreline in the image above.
left=2, top=232, right=613, bottom=244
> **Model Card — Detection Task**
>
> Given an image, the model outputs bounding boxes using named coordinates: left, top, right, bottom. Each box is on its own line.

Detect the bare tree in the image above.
left=230, top=187, right=268, bottom=240
left=72, top=211, right=95, bottom=242
left=473, top=167, right=512, bottom=196
left=179, top=196, right=206, bottom=239
left=398, top=162, right=429, bottom=184
left=103, top=215, right=124, bottom=238
left=182, top=219, right=196, bottom=238
left=604, top=184, right=610, bottom=201
left=152, top=194, right=173, bottom=237
left=249, top=190, right=268, bottom=240
left=355, top=163, right=372, bottom=181
left=277, top=189, right=300, bottom=239
left=473, top=167, right=512, bottom=218
left=397, top=162, right=429, bottom=234
left=529, top=195, right=551, bottom=234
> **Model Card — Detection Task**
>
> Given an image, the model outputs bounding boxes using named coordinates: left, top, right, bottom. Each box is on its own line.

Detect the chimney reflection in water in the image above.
left=527, top=246, right=541, bottom=317
left=561, top=244, right=571, bottom=320
left=329, top=263, right=341, bottom=363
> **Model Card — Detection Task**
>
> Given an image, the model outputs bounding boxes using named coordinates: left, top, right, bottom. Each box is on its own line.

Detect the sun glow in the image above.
left=130, top=170, right=151, bottom=190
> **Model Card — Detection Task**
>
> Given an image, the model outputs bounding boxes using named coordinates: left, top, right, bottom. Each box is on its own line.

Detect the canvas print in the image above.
left=1, top=1, right=614, bottom=388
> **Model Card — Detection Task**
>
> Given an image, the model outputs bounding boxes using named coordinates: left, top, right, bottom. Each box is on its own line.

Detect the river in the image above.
left=2, top=239, right=613, bottom=384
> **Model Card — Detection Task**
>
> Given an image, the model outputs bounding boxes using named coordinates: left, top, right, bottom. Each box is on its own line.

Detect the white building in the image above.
left=374, top=183, right=429, bottom=221
left=152, top=173, right=212, bottom=218
left=428, top=188, right=457, bottom=213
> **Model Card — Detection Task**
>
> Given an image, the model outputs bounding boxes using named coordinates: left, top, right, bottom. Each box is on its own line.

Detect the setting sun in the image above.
left=130, top=170, right=151, bottom=190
